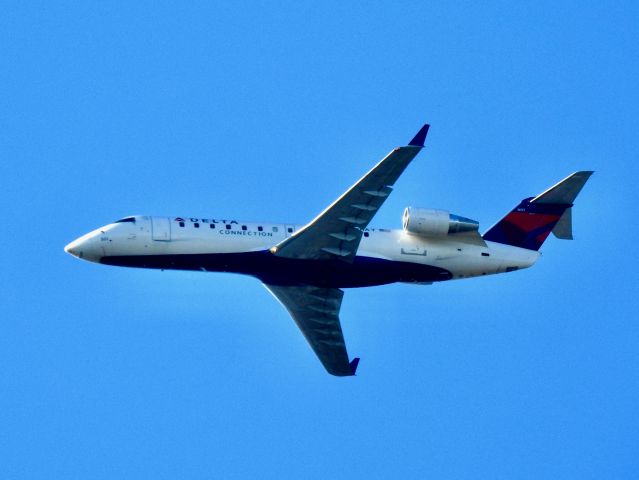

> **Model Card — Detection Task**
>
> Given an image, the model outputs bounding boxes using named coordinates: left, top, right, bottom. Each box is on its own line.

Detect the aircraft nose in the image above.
left=64, top=231, right=103, bottom=262
left=64, top=237, right=88, bottom=259
left=64, top=241, right=79, bottom=257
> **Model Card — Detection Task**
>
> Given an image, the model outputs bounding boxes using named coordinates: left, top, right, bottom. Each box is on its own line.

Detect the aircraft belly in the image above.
left=100, top=251, right=453, bottom=288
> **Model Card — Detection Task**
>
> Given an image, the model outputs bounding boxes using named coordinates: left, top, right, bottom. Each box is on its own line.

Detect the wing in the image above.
left=264, top=283, right=359, bottom=377
left=271, top=124, right=430, bottom=261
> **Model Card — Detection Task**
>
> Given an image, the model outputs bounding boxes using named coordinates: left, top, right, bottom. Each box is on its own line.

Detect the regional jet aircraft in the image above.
left=65, top=124, right=592, bottom=376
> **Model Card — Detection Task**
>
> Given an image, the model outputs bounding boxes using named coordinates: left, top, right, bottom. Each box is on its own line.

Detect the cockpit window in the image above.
left=115, top=217, right=136, bottom=223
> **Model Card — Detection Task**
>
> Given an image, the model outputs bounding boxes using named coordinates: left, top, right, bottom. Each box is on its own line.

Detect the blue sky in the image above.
left=1, top=2, right=638, bottom=478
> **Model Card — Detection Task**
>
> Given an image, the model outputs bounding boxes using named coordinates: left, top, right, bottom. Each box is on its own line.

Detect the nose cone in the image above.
left=64, top=240, right=79, bottom=257
left=64, top=230, right=103, bottom=263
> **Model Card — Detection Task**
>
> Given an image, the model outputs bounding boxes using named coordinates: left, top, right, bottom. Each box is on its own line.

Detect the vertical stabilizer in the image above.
left=482, top=171, right=593, bottom=250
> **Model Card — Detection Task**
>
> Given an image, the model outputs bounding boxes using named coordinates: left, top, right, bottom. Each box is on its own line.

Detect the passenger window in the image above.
left=273, top=227, right=279, bottom=232
left=210, top=224, right=215, bottom=229
left=241, top=225, right=247, bottom=231
left=179, top=222, right=185, bottom=227
left=258, top=226, right=263, bottom=232
left=287, top=227, right=293, bottom=233
left=364, top=232, right=369, bottom=237
left=194, top=223, right=200, bottom=228
left=226, top=224, right=232, bottom=230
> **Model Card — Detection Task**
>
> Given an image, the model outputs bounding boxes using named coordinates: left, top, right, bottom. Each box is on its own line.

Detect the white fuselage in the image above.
left=65, top=216, right=540, bottom=286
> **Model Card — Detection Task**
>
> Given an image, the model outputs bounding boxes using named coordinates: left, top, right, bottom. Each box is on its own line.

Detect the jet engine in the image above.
left=402, top=207, right=479, bottom=237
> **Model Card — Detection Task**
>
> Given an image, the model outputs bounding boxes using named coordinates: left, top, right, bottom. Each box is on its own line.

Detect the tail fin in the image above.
left=482, top=171, right=593, bottom=250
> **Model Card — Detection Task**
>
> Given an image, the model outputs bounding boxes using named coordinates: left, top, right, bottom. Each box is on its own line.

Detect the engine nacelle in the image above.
left=402, top=207, right=479, bottom=237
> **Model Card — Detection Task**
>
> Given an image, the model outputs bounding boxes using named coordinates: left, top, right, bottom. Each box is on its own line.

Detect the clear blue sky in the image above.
left=2, top=2, right=638, bottom=478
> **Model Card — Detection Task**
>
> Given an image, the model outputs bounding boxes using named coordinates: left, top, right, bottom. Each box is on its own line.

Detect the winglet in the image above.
left=349, top=357, right=360, bottom=375
left=408, top=124, right=430, bottom=147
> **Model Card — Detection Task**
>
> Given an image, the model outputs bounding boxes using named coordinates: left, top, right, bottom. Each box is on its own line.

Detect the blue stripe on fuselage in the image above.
left=100, top=251, right=452, bottom=288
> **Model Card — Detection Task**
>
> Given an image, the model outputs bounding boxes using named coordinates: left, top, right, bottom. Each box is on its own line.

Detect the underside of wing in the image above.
left=271, top=124, right=430, bottom=262
left=264, top=283, right=359, bottom=376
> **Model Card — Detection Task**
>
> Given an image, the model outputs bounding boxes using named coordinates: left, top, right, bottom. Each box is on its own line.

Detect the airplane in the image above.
left=64, top=124, right=593, bottom=377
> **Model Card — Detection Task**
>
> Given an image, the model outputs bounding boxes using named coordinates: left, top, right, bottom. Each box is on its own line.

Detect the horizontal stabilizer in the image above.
left=531, top=171, right=593, bottom=204
left=552, top=207, right=573, bottom=239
